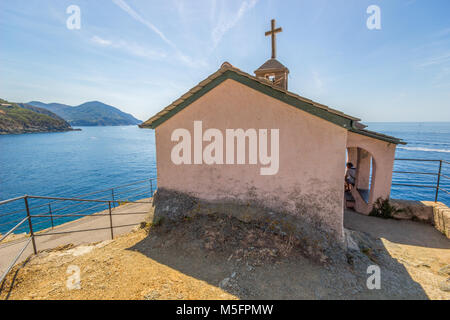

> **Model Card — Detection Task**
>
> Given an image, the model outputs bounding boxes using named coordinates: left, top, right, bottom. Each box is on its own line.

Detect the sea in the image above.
left=0, top=123, right=449, bottom=233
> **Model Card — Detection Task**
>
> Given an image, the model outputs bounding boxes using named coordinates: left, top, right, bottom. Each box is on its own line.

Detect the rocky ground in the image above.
left=0, top=213, right=449, bottom=300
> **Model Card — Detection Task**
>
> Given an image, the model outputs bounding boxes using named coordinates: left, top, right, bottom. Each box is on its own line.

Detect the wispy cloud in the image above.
left=91, top=36, right=112, bottom=46
left=90, top=34, right=209, bottom=68
left=112, top=0, right=176, bottom=49
left=211, top=0, right=258, bottom=48
left=111, top=0, right=207, bottom=68
left=417, top=52, right=450, bottom=68
left=90, top=35, right=167, bottom=61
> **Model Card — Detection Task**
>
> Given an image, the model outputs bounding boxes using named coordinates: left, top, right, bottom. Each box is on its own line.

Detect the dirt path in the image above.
left=0, top=228, right=235, bottom=300
left=344, top=209, right=450, bottom=299
left=344, top=209, right=450, bottom=250
left=0, top=199, right=152, bottom=275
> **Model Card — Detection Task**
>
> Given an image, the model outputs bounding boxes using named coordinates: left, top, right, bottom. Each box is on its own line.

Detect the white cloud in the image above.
left=112, top=0, right=176, bottom=49
left=90, top=35, right=167, bottom=61
left=417, top=52, right=450, bottom=68
left=91, top=36, right=112, bottom=46
left=90, top=34, right=209, bottom=68
left=211, top=0, right=259, bottom=48
left=111, top=0, right=207, bottom=68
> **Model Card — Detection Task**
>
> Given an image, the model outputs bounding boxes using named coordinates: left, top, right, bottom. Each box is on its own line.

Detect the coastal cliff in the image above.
left=0, top=98, right=77, bottom=134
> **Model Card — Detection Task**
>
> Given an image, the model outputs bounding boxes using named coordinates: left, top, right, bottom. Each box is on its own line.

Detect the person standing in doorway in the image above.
left=345, top=162, right=357, bottom=191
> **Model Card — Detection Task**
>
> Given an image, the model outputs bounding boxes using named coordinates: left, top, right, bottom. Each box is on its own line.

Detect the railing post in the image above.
left=111, top=188, right=116, bottom=208
left=48, top=203, right=54, bottom=229
left=108, top=201, right=114, bottom=240
left=435, top=160, right=442, bottom=202
left=24, top=196, right=37, bottom=254
left=150, top=180, right=153, bottom=196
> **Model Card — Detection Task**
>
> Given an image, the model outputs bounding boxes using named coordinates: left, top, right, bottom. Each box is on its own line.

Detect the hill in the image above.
left=17, top=103, right=69, bottom=122
left=0, top=99, right=76, bottom=134
left=28, top=101, right=142, bottom=126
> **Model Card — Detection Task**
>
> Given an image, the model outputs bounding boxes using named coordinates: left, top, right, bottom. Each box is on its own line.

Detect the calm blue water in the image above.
left=0, top=123, right=449, bottom=233
left=367, top=122, right=450, bottom=204
left=0, top=126, right=156, bottom=233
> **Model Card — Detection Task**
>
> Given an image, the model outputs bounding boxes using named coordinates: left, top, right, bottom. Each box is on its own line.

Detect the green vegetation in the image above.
left=0, top=98, right=75, bottom=134
left=369, top=197, right=404, bottom=219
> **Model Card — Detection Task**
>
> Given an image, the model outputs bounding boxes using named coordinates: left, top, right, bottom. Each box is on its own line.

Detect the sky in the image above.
left=1, top=0, right=449, bottom=122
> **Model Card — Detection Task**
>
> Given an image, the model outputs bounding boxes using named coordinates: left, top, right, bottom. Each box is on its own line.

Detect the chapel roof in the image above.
left=140, top=62, right=405, bottom=145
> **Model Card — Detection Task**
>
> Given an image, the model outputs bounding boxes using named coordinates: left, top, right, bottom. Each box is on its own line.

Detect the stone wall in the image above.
left=390, top=199, right=450, bottom=239
left=422, top=201, right=450, bottom=239
left=389, top=199, right=434, bottom=223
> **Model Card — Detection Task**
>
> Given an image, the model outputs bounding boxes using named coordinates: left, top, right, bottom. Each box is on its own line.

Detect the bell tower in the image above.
left=254, top=19, right=289, bottom=90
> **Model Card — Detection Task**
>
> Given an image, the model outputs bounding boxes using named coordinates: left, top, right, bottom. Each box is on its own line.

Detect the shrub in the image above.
left=369, top=198, right=403, bottom=219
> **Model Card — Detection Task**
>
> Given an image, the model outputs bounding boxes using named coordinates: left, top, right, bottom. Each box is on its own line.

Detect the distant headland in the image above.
left=0, top=98, right=142, bottom=135
left=0, top=98, right=78, bottom=135
left=26, top=100, right=142, bottom=126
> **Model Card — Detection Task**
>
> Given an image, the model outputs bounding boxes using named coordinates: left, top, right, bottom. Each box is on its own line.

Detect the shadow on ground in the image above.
left=344, top=209, right=450, bottom=249
left=129, top=213, right=430, bottom=299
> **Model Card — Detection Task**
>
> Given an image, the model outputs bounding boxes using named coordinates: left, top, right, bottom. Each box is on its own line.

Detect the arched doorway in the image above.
left=345, top=147, right=375, bottom=211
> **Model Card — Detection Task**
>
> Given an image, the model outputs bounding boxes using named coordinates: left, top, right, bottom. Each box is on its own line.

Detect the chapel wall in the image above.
left=155, top=79, right=348, bottom=240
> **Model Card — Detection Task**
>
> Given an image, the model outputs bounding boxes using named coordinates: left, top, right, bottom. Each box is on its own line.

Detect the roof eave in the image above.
left=140, top=68, right=359, bottom=130
left=349, top=127, right=406, bottom=145
left=140, top=65, right=404, bottom=146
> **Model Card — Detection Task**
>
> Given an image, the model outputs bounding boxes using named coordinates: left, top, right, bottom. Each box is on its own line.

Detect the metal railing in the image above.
left=392, top=159, right=449, bottom=203
left=0, top=178, right=155, bottom=233
left=1, top=159, right=448, bottom=286
left=0, top=178, right=156, bottom=286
